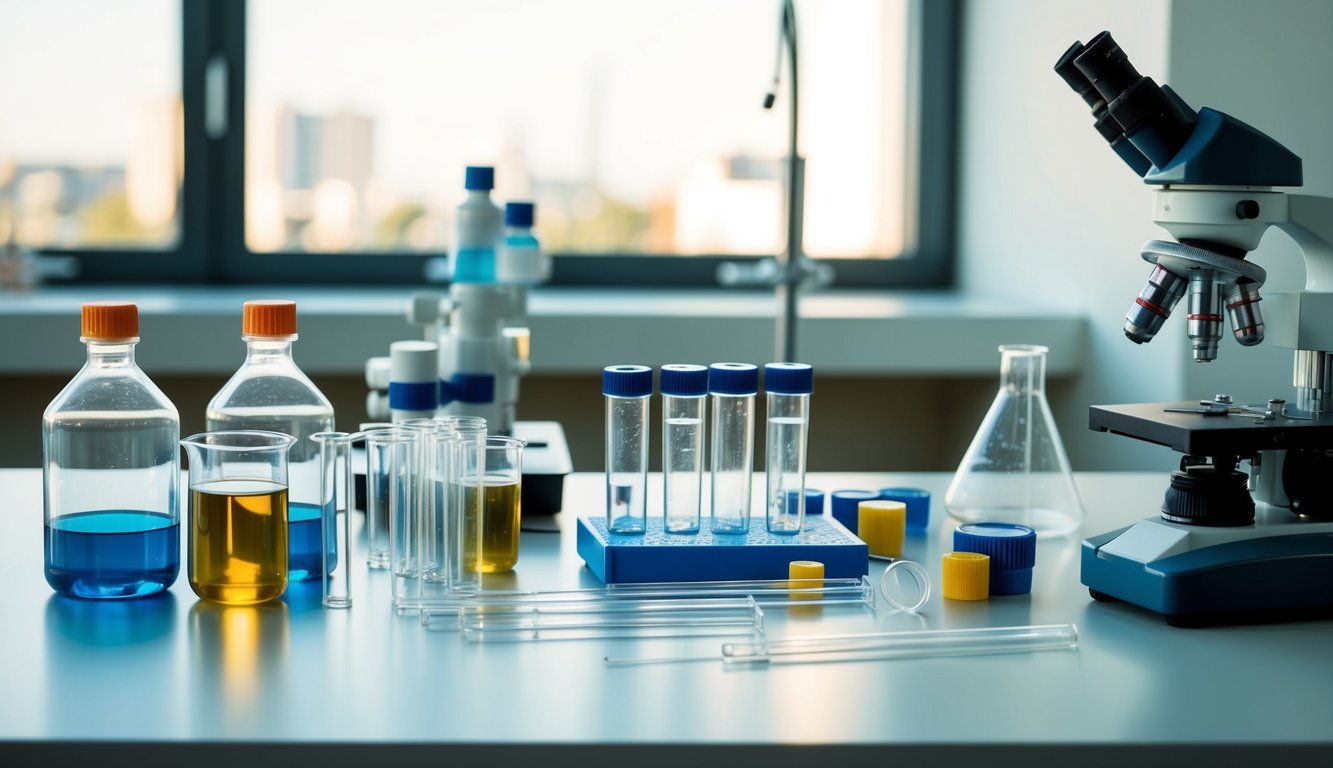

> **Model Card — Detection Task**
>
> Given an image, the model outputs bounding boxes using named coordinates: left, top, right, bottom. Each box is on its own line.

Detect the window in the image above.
left=3, top=0, right=956, bottom=286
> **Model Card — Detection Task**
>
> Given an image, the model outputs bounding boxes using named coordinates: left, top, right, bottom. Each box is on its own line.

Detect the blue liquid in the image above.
left=287, top=501, right=333, bottom=582
left=45, top=510, right=179, bottom=599
left=453, top=247, right=496, bottom=283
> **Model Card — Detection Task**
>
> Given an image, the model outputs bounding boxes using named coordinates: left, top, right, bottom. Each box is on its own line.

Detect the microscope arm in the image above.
left=1276, top=194, right=1333, bottom=291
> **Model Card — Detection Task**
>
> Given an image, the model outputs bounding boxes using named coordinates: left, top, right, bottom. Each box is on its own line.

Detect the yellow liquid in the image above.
left=457, top=477, right=521, bottom=573
left=189, top=479, right=288, bottom=605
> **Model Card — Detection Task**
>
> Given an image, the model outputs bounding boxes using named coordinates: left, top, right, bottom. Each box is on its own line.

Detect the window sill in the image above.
left=0, top=286, right=1086, bottom=376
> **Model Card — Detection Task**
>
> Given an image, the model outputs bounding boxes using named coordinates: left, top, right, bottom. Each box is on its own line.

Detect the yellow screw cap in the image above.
left=858, top=500, right=906, bottom=558
left=789, top=560, right=825, bottom=602
left=942, top=552, right=990, bottom=601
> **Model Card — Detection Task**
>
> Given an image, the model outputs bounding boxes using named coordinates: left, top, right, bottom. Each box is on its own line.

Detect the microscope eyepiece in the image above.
left=1072, top=31, right=1197, bottom=170
left=1054, top=42, right=1104, bottom=111
left=1055, top=37, right=1152, bottom=175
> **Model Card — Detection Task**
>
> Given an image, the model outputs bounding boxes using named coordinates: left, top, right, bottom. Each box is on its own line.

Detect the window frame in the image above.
left=35, top=0, right=957, bottom=288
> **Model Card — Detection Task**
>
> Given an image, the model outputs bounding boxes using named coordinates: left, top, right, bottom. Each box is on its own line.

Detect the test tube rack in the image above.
left=576, top=514, right=869, bottom=584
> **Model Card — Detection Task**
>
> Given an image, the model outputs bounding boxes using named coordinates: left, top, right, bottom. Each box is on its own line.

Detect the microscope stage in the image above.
left=1089, top=402, right=1333, bottom=455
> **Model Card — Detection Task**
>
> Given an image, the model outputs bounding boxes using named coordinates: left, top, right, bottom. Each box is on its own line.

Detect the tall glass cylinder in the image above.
left=709, top=363, right=758, bottom=535
left=448, top=420, right=488, bottom=590
left=764, top=363, right=813, bottom=535
left=661, top=365, right=708, bottom=535
left=604, top=365, right=653, bottom=535
left=944, top=344, right=1084, bottom=537
left=365, top=428, right=419, bottom=575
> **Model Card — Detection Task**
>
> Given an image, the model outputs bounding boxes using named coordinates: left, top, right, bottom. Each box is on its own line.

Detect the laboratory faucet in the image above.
left=719, top=0, right=832, bottom=363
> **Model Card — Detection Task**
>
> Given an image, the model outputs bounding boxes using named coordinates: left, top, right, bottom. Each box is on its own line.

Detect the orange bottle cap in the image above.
left=81, top=302, right=139, bottom=340
left=243, top=300, right=297, bottom=337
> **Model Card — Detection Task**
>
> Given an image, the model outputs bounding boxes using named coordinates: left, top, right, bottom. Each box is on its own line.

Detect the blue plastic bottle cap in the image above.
left=464, top=165, right=495, bottom=191
left=953, top=522, right=1037, bottom=596
left=783, top=488, right=825, bottom=516
left=879, top=487, right=931, bottom=533
left=659, top=364, right=708, bottom=397
left=829, top=490, right=879, bottom=533
left=505, top=202, right=535, bottom=227
left=603, top=365, right=653, bottom=398
left=763, top=362, right=814, bottom=394
left=708, top=362, right=758, bottom=395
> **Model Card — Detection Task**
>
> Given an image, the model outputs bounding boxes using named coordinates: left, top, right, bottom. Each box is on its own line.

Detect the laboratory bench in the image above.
left=3, top=469, right=1330, bottom=766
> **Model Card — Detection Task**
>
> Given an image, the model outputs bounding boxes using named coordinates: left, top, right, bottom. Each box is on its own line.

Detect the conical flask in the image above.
left=944, top=345, right=1084, bottom=537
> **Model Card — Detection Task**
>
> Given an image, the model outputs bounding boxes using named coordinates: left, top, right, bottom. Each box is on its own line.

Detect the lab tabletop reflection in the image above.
left=6, top=469, right=1333, bottom=761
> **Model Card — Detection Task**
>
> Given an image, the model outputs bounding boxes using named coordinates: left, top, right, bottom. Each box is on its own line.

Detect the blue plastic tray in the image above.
left=576, top=515, right=869, bottom=584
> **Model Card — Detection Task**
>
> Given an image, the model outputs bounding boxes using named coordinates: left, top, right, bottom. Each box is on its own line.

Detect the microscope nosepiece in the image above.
left=1124, top=264, right=1187, bottom=344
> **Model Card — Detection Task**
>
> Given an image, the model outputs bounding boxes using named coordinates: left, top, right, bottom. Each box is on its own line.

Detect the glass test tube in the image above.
left=449, top=420, right=488, bottom=591
left=660, top=364, right=708, bottom=534
left=764, top=363, right=814, bottom=535
left=708, top=363, right=758, bottom=534
left=414, top=417, right=486, bottom=605
left=365, top=428, right=419, bottom=573
left=604, top=365, right=653, bottom=535
left=312, top=431, right=354, bottom=608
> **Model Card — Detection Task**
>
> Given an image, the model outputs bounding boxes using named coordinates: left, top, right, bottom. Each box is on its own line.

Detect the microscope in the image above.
left=1056, top=32, right=1333, bottom=626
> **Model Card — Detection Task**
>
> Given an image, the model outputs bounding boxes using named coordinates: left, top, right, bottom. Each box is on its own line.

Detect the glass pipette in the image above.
left=407, top=576, right=875, bottom=616
left=450, top=597, right=766, bottom=641
left=603, top=623, right=1078, bottom=666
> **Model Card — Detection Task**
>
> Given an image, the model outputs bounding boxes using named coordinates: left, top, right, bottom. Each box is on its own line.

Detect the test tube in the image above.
left=604, top=365, right=653, bottom=535
left=415, top=416, right=486, bottom=606
left=764, top=363, right=813, bottom=535
left=312, top=431, right=354, bottom=608
left=709, top=363, right=758, bottom=534
left=365, top=427, right=419, bottom=573
left=449, top=419, right=488, bottom=591
left=660, top=364, right=707, bottom=534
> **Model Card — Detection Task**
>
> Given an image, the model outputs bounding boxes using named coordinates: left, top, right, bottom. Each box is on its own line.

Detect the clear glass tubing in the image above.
left=445, top=597, right=766, bottom=641
left=409, top=576, right=875, bottom=616
left=603, top=623, right=1078, bottom=666
left=660, top=364, right=708, bottom=535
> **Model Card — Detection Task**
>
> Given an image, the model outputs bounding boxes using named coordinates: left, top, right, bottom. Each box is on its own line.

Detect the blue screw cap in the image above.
left=829, top=489, right=879, bottom=533
left=660, top=364, right=707, bottom=397
left=879, top=487, right=931, bottom=533
left=764, top=362, right=814, bottom=394
left=603, top=365, right=653, bottom=398
left=708, top=362, right=758, bottom=395
left=505, top=201, right=534, bottom=227
left=464, top=166, right=495, bottom=191
left=953, top=522, right=1037, bottom=596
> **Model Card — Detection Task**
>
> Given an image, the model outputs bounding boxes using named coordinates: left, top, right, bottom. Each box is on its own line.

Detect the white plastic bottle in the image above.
left=44, top=302, right=180, bottom=599
left=206, top=300, right=335, bottom=582
left=497, top=201, right=549, bottom=285
left=451, top=165, right=503, bottom=283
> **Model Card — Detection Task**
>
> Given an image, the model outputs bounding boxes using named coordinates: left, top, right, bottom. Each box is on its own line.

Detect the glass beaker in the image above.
left=944, top=345, right=1084, bottom=537
left=466, top=436, right=524, bottom=574
left=181, top=430, right=297, bottom=605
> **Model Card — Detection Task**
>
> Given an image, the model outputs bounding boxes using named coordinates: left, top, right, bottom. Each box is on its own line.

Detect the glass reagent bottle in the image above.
left=207, top=300, right=335, bottom=581
left=43, top=302, right=180, bottom=599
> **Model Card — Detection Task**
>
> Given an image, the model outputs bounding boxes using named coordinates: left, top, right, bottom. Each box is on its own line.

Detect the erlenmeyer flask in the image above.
left=944, top=345, right=1084, bottom=537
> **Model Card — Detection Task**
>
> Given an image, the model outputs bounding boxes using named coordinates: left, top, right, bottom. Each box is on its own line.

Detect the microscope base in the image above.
left=1082, top=516, right=1333, bottom=626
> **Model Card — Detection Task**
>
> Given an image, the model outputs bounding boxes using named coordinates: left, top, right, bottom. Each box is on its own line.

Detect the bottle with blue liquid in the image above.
left=206, top=300, right=335, bottom=582
left=43, top=302, right=180, bottom=599
left=451, top=165, right=503, bottom=283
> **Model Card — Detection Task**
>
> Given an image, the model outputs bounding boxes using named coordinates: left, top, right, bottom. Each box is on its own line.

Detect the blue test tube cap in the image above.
left=764, top=362, right=814, bottom=394
left=464, top=165, right=495, bottom=191
left=505, top=201, right=535, bottom=227
left=660, top=364, right=708, bottom=397
left=954, top=522, right=1038, bottom=596
left=603, top=365, right=653, bottom=398
left=879, top=487, right=931, bottom=533
left=829, top=490, right=879, bottom=533
left=708, top=363, right=758, bottom=395
left=783, top=488, right=825, bottom=516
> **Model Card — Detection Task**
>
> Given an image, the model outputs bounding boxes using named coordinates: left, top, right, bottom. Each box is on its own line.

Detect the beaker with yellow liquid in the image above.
left=181, top=431, right=296, bottom=605
left=459, top=436, right=524, bottom=574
